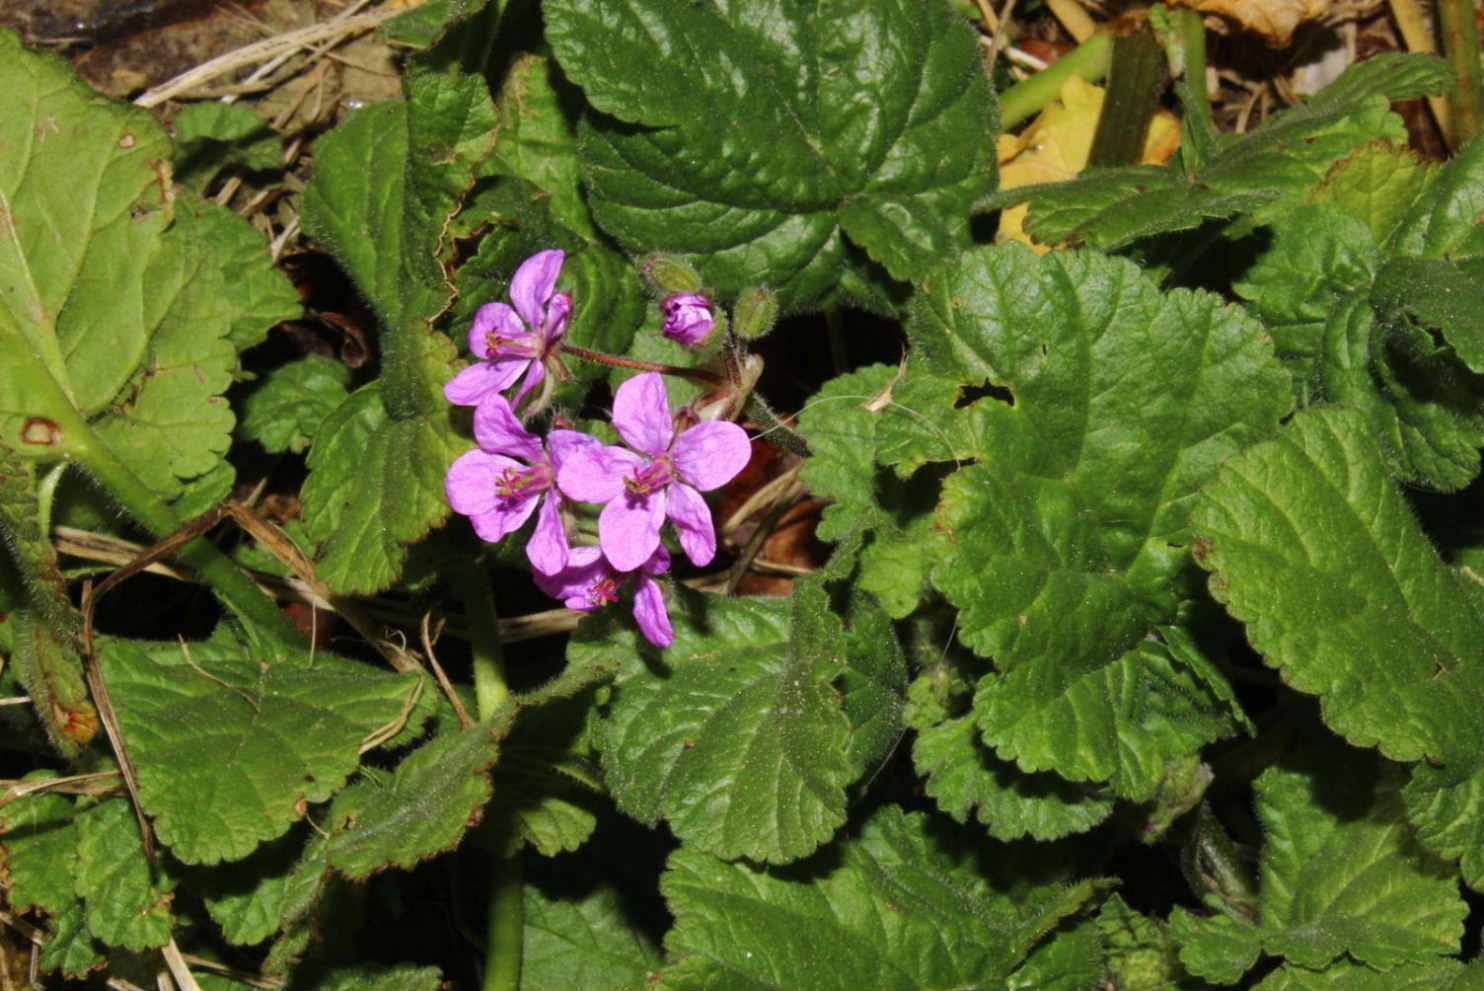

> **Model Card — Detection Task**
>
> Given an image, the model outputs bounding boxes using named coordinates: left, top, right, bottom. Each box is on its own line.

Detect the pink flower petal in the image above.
left=468, top=302, right=525, bottom=357
left=512, top=356, right=546, bottom=405
left=612, top=373, right=674, bottom=456
left=525, top=494, right=569, bottom=575
left=673, top=421, right=751, bottom=491
left=509, top=250, right=564, bottom=331
left=666, top=482, right=717, bottom=566
left=473, top=395, right=542, bottom=459
left=633, top=572, right=673, bottom=647
left=445, top=359, right=525, bottom=407
left=545, top=291, right=573, bottom=342
left=599, top=491, right=666, bottom=572
left=557, top=445, right=644, bottom=503
left=546, top=429, right=600, bottom=471
left=532, top=545, right=608, bottom=609
left=446, top=450, right=520, bottom=517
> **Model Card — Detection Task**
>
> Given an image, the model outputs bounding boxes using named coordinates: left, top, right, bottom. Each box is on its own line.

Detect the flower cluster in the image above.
left=445, top=252, right=750, bottom=647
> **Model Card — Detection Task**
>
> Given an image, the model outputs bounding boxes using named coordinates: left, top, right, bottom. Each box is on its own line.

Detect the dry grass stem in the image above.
left=421, top=614, right=476, bottom=728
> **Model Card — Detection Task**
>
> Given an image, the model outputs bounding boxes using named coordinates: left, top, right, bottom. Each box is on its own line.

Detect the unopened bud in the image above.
left=638, top=254, right=702, bottom=296
left=661, top=293, right=716, bottom=347
left=732, top=286, right=778, bottom=340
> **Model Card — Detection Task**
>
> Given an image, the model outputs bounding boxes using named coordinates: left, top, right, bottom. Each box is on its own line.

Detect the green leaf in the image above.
left=1372, top=255, right=1484, bottom=373
left=1006, top=918, right=1103, bottom=991
left=914, top=246, right=1282, bottom=795
left=490, top=53, right=597, bottom=240
left=1233, top=203, right=1378, bottom=377
left=1402, top=762, right=1483, bottom=891
left=1168, top=908, right=1261, bottom=985
left=239, top=355, right=353, bottom=455
left=1173, top=743, right=1467, bottom=975
left=523, top=882, right=664, bottom=990
left=1319, top=294, right=1482, bottom=491
left=37, top=902, right=104, bottom=979
left=100, top=637, right=426, bottom=864
left=0, top=775, right=80, bottom=914
left=324, top=722, right=507, bottom=879
left=1096, top=893, right=1185, bottom=991
left=1389, top=135, right=1483, bottom=259
left=202, top=829, right=332, bottom=946
left=0, top=29, right=296, bottom=501
left=546, top=0, right=994, bottom=307
left=485, top=694, right=604, bottom=857
left=1012, top=54, right=1447, bottom=250
left=300, top=70, right=495, bottom=590
left=172, top=102, right=281, bottom=193
left=657, top=806, right=1100, bottom=990
left=75, top=798, right=175, bottom=951
left=378, top=0, right=491, bottom=49
left=913, top=711, right=1113, bottom=840
left=1255, top=957, right=1484, bottom=991
left=1309, top=141, right=1435, bottom=246
left=577, top=593, right=853, bottom=864
left=1192, top=406, right=1484, bottom=773
left=300, top=382, right=466, bottom=594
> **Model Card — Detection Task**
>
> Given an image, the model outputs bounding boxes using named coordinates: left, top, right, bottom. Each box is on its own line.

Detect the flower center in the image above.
left=584, top=575, right=620, bottom=608
left=493, top=463, right=551, bottom=505
left=485, top=332, right=540, bottom=360
left=623, top=458, right=675, bottom=498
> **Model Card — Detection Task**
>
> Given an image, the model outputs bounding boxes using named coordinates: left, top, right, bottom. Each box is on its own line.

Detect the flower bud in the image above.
left=660, top=293, right=716, bottom=347
left=731, top=286, right=778, bottom=340
left=638, top=254, right=703, bottom=296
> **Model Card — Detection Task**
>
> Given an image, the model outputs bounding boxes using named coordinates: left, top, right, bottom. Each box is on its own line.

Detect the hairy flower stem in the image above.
left=484, top=850, right=524, bottom=991
left=446, top=567, right=522, bottom=991
left=1437, top=0, right=1483, bottom=147
left=998, top=29, right=1112, bottom=129
left=562, top=344, right=725, bottom=386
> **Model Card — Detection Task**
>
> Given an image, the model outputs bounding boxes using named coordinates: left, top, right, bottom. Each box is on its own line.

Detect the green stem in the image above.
left=745, top=394, right=811, bottom=458
left=998, top=30, right=1112, bottom=130
left=1437, top=0, right=1483, bottom=148
left=444, top=566, right=522, bottom=991
left=1087, top=21, right=1167, bottom=169
left=483, top=848, right=524, bottom=991
left=1174, top=6, right=1213, bottom=171
left=48, top=401, right=301, bottom=646
left=445, top=566, right=508, bottom=720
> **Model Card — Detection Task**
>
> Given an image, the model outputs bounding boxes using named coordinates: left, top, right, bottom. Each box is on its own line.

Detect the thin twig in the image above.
left=160, top=938, right=202, bottom=991
left=421, top=614, right=476, bottom=729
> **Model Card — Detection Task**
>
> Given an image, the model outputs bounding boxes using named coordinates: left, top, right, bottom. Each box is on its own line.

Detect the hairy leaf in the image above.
left=523, top=882, right=663, bottom=990
left=657, top=806, right=1101, bottom=989
left=578, top=594, right=853, bottom=864
left=0, top=30, right=295, bottom=501
left=100, top=637, right=426, bottom=864
left=0, top=776, right=80, bottom=915
left=1192, top=407, right=1483, bottom=772
left=1255, top=957, right=1484, bottom=991
left=75, top=799, right=175, bottom=951
left=325, top=722, right=506, bottom=879
left=914, top=246, right=1282, bottom=795
left=546, top=0, right=994, bottom=307
left=239, top=355, right=353, bottom=455
left=1173, top=743, right=1466, bottom=977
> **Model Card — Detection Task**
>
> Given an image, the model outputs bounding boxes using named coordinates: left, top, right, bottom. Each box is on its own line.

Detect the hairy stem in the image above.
left=745, top=394, right=811, bottom=458
left=446, top=566, right=508, bottom=720
left=562, top=344, right=725, bottom=386
left=483, top=848, right=524, bottom=991
left=998, top=30, right=1112, bottom=130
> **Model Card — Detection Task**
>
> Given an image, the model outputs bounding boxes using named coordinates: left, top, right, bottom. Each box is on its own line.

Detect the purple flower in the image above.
left=445, top=249, right=572, bottom=410
left=660, top=293, right=715, bottom=347
left=445, top=394, right=596, bottom=574
left=558, top=373, right=751, bottom=573
left=533, top=545, right=674, bottom=647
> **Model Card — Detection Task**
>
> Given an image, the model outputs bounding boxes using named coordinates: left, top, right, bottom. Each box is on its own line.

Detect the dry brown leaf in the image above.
left=1172, top=0, right=1329, bottom=47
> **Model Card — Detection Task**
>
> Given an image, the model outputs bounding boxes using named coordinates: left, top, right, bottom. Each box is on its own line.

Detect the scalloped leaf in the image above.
left=656, top=806, right=1102, bottom=990
left=576, top=593, right=853, bottom=864
left=1192, top=406, right=1483, bottom=772
left=546, top=0, right=994, bottom=307
left=100, top=637, right=427, bottom=865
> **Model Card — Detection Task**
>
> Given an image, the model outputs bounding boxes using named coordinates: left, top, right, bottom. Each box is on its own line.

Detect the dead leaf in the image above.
left=1173, top=0, right=1329, bottom=47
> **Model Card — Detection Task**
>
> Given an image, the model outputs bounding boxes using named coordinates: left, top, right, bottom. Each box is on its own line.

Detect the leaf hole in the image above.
left=955, top=380, right=1015, bottom=408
